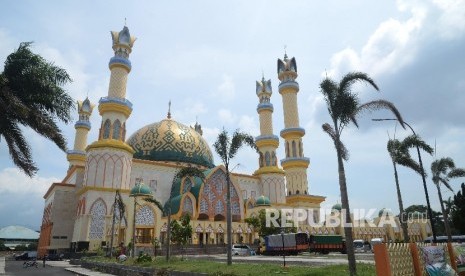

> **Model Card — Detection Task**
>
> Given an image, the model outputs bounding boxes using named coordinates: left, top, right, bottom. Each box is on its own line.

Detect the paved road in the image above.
left=3, top=259, right=76, bottom=276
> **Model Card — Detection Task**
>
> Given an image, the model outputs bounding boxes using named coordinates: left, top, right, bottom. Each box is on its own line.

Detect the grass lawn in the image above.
left=87, top=256, right=376, bottom=276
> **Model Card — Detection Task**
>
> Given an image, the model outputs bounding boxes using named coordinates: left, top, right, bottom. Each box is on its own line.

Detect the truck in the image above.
left=308, top=235, right=346, bottom=254
left=261, top=233, right=309, bottom=255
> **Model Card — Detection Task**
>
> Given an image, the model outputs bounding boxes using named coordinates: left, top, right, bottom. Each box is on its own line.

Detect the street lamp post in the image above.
left=281, top=230, right=286, bottom=267
left=372, top=118, right=437, bottom=243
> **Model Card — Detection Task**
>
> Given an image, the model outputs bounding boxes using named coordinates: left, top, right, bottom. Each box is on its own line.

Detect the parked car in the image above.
left=46, top=253, right=64, bottom=261
left=15, top=251, right=37, bottom=260
left=231, top=244, right=254, bottom=256
left=353, top=240, right=366, bottom=253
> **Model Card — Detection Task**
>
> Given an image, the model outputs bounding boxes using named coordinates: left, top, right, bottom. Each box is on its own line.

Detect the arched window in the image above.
left=299, top=141, right=303, bottom=157
left=122, top=123, right=126, bottom=140
left=89, top=199, right=106, bottom=240
left=292, top=141, right=297, bottom=157
left=296, top=190, right=300, bottom=194
left=272, top=152, right=277, bottom=166
left=288, top=191, right=291, bottom=196
left=183, top=197, right=193, bottom=215
left=103, top=120, right=111, bottom=139
left=259, top=153, right=264, bottom=167
left=286, top=142, right=290, bottom=158
left=113, top=120, right=121, bottom=140
left=265, top=152, right=271, bottom=166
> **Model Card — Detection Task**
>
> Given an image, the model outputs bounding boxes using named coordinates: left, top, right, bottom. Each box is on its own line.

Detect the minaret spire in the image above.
left=167, top=100, right=172, bottom=119
left=277, top=53, right=309, bottom=195
left=254, top=74, right=285, bottom=204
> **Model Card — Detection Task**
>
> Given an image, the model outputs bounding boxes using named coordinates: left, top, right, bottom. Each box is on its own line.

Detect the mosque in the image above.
left=37, top=25, right=431, bottom=256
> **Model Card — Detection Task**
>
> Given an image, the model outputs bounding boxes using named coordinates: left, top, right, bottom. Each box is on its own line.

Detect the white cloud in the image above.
left=218, top=109, right=237, bottom=125
left=238, top=115, right=259, bottom=136
left=0, top=167, right=59, bottom=196
left=216, top=74, right=236, bottom=102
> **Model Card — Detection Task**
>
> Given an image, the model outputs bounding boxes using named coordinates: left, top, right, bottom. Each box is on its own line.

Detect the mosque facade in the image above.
left=37, top=26, right=431, bottom=256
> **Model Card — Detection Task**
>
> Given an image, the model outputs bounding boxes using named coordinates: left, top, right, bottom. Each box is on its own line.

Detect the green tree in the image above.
left=0, top=42, right=74, bottom=176
left=431, top=157, right=465, bottom=242
left=213, top=129, right=257, bottom=265
left=319, top=72, right=404, bottom=275
left=170, top=213, right=193, bottom=260
left=387, top=135, right=433, bottom=242
left=452, top=183, right=465, bottom=233
left=0, top=240, right=5, bottom=251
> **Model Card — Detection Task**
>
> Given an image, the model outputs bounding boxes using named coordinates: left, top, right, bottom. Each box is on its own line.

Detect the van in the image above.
left=231, top=244, right=253, bottom=256
left=15, top=251, right=37, bottom=260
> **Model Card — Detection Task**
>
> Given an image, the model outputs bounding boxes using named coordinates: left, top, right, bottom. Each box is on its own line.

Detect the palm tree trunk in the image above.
left=436, top=184, right=452, bottom=242
left=392, top=161, right=409, bottom=242
left=336, top=143, right=356, bottom=276
left=225, top=164, right=233, bottom=265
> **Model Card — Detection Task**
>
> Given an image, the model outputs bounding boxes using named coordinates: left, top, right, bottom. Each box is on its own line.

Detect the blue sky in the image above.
left=1, top=0, right=465, bottom=230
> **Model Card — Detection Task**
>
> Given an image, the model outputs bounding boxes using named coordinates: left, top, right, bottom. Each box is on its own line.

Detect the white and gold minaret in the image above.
left=254, top=76, right=286, bottom=204
left=83, top=25, right=136, bottom=190
left=67, top=98, right=94, bottom=167
left=277, top=53, right=310, bottom=196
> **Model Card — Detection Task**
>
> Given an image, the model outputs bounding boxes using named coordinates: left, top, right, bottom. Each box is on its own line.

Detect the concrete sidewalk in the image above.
left=46, top=260, right=115, bottom=276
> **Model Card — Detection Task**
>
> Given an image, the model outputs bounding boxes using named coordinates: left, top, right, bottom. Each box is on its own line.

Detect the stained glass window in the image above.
left=183, top=196, right=193, bottom=215
left=215, top=200, right=224, bottom=215
left=200, top=199, right=208, bottom=214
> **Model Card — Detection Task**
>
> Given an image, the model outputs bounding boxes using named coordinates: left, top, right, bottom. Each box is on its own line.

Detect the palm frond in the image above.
left=447, top=168, right=465, bottom=179
left=396, top=155, right=424, bottom=176
left=144, top=197, right=164, bottom=211
left=174, top=167, right=206, bottom=183
left=213, top=129, right=229, bottom=165
left=322, top=123, right=349, bottom=160
left=440, top=178, right=454, bottom=192
left=354, top=99, right=405, bottom=129
left=339, top=72, right=379, bottom=95
left=229, top=130, right=257, bottom=159
left=401, top=135, right=434, bottom=155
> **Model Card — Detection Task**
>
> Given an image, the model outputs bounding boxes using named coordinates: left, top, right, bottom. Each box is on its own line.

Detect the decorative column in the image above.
left=254, top=76, right=286, bottom=204
left=277, top=53, right=310, bottom=195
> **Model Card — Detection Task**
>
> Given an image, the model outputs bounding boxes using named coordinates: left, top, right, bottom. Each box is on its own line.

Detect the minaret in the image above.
left=277, top=53, right=310, bottom=195
left=84, top=25, right=136, bottom=190
left=67, top=98, right=94, bottom=167
left=254, top=76, right=286, bottom=204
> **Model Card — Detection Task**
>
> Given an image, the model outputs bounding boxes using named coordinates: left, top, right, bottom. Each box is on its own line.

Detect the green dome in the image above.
left=332, top=203, right=342, bottom=212
left=127, top=118, right=214, bottom=168
left=130, top=182, right=152, bottom=197
left=256, top=195, right=271, bottom=206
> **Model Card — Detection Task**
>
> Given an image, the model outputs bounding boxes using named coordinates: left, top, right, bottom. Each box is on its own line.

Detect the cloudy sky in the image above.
left=1, top=0, right=465, bottom=230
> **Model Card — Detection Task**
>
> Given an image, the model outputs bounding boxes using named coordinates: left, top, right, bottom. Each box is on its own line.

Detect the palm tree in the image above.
left=320, top=72, right=404, bottom=275
left=431, top=157, right=465, bottom=242
left=387, top=135, right=433, bottom=242
left=0, top=42, right=74, bottom=176
left=213, top=129, right=257, bottom=266
left=163, top=166, right=206, bottom=261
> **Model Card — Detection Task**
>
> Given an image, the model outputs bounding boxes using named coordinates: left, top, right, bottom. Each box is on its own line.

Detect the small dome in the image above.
left=255, top=195, right=271, bottom=206
left=379, top=208, right=392, bottom=217
left=130, top=182, right=152, bottom=197
left=332, top=203, right=342, bottom=212
left=127, top=118, right=214, bottom=168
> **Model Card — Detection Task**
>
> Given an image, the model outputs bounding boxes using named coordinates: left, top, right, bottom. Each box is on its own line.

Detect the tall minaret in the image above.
left=254, top=76, right=286, bottom=204
left=67, top=97, right=94, bottom=168
left=277, top=53, right=310, bottom=195
left=84, top=25, right=136, bottom=190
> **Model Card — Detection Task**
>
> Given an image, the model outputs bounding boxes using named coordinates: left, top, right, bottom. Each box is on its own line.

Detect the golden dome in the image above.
left=127, top=118, right=214, bottom=168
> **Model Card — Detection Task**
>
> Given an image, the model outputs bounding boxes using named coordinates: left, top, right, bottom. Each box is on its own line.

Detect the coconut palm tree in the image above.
left=0, top=42, right=74, bottom=176
left=213, top=129, right=257, bottom=266
left=387, top=135, right=433, bottom=242
left=163, top=166, right=206, bottom=261
left=431, top=157, right=465, bottom=242
left=320, top=72, right=404, bottom=275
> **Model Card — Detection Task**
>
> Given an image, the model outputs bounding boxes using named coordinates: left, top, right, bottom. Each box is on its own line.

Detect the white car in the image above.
left=231, top=244, right=254, bottom=256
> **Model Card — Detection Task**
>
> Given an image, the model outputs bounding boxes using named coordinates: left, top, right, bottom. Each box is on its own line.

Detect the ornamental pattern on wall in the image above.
left=89, top=199, right=106, bottom=240
left=136, top=205, right=155, bottom=225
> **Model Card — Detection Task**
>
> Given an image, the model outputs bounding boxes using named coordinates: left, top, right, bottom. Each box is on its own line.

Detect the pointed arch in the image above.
left=89, top=198, right=107, bottom=240
left=113, top=119, right=121, bottom=140
left=265, top=152, right=271, bottom=166
left=292, top=141, right=297, bottom=157
left=103, top=119, right=111, bottom=139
